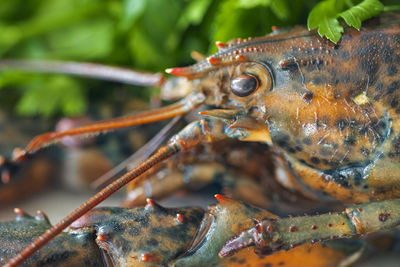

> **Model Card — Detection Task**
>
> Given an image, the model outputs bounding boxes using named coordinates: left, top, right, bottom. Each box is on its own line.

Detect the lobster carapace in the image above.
left=2, top=12, right=400, bottom=266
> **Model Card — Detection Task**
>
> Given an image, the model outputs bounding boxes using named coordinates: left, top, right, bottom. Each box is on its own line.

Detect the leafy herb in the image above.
left=0, top=0, right=395, bottom=117
left=308, top=0, right=384, bottom=43
left=16, top=75, right=86, bottom=117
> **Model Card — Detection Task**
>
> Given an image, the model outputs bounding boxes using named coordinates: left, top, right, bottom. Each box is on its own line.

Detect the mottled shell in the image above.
left=176, top=13, right=400, bottom=203
left=261, top=13, right=400, bottom=203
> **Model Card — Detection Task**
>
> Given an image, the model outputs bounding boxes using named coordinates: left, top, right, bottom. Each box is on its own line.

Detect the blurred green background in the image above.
left=0, top=0, right=397, bottom=117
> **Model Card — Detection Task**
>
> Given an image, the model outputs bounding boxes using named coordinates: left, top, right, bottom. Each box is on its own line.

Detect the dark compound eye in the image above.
left=230, top=74, right=259, bottom=97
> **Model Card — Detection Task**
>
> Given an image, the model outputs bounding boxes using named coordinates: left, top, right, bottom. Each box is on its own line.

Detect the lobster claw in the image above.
left=219, top=219, right=280, bottom=257
left=219, top=226, right=257, bottom=257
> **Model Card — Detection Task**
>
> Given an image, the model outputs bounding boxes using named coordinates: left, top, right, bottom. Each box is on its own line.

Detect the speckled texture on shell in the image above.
left=70, top=204, right=204, bottom=266
left=175, top=12, right=400, bottom=203
left=0, top=211, right=104, bottom=266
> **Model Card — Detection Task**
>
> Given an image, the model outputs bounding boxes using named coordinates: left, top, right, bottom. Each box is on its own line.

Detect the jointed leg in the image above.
left=220, top=198, right=400, bottom=257
left=122, top=159, right=273, bottom=208
left=5, top=116, right=255, bottom=266
left=122, top=162, right=225, bottom=207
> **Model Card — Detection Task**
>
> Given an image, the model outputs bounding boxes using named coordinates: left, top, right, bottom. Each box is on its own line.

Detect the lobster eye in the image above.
left=230, top=74, right=259, bottom=97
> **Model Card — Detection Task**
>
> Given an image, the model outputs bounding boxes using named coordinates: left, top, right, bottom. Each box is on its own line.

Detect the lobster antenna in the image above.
left=0, top=59, right=164, bottom=87
left=14, top=93, right=205, bottom=162
left=90, top=115, right=183, bottom=189
left=4, top=142, right=183, bottom=267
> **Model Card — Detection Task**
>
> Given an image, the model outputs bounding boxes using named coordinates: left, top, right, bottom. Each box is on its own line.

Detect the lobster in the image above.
left=0, top=196, right=367, bottom=266
left=1, top=11, right=400, bottom=266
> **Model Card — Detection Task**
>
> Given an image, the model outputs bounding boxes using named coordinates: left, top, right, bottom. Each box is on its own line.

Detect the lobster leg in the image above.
left=121, top=115, right=273, bottom=207
left=172, top=195, right=363, bottom=267
left=122, top=160, right=272, bottom=208
left=122, top=162, right=226, bottom=207
left=220, top=198, right=400, bottom=257
left=5, top=117, right=258, bottom=266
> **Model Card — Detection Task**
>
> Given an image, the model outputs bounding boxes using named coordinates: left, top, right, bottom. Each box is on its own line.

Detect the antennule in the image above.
left=14, top=93, right=205, bottom=162
left=0, top=59, right=164, bottom=87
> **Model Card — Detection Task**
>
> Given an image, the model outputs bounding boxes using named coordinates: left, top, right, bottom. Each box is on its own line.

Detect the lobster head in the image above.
left=165, top=25, right=390, bottom=173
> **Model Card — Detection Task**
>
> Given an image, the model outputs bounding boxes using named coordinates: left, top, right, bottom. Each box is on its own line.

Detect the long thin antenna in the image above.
left=14, top=92, right=205, bottom=161
left=90, top=115, right=183, bottom=189
left=21, top=101, right=184, bottom=157
left=4, top=142, right=182, bottom=267
left=0, top=59, right=164, bottom=87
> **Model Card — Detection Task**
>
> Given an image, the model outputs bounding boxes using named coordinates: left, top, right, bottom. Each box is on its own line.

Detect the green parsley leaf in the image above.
left=17, top=76, right=86, bottom=117
left=308, top=0, right=384, bottom=43
left=308, top=0, right=344, bottom=43
left=339, top=0, right=384, bottom=30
